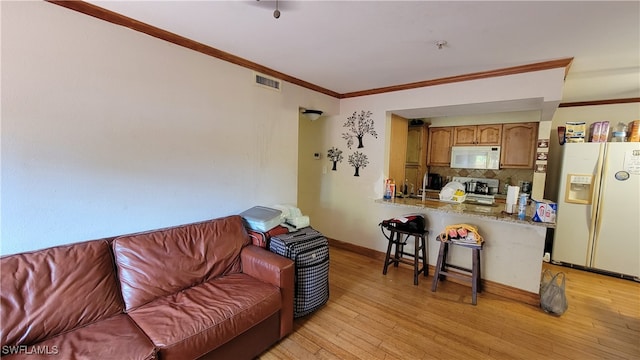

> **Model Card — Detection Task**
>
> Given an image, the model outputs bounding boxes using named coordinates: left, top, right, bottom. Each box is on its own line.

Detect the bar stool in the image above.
left=431, top=228, right=484, bottom=305
left=381, top=226, right=428, bottom=285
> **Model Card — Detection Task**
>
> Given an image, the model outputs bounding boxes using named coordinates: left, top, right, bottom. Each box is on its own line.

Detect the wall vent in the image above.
left=254, top=72, right=281, bottom=91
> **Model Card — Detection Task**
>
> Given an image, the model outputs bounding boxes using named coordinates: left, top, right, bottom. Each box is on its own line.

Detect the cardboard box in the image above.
left=566, top=121, right=586, bottom=138
left=566, top=136, right=585, bottom=143
left=589, top=121, right=610, bottom=142
left=589, top=121, right=602, bottom=142
left=599, top=121, right=610, bottom=142
left=532, top=199, right=557, bottom=223
left=629, top=120, right=640, bottom=142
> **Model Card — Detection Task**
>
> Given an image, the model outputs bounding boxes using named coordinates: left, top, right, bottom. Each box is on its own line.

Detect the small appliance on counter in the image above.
left=452, top=176, right=499, bottom=205
left=427, top=173, right=442, bottom=190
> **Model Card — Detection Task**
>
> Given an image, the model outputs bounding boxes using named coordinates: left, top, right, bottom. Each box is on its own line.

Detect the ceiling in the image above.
left=83, top=1, right=639, bottom=116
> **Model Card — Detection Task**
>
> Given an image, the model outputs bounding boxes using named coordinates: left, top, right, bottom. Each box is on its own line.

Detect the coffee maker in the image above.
left=427, top=174, right=442, bottom=190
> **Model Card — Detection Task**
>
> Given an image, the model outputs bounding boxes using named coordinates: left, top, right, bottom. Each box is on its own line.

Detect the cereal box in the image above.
left=588, top=121, right=610, bottom=143
left=599, top=121, right=610, bottom=142
left=589, top=121, right=602, bottom=142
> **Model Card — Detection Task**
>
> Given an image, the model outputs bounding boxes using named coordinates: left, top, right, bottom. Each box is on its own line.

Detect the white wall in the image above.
left=300, top=69, right=567, bottom=253
left=0, top=1, right=337, bottom=255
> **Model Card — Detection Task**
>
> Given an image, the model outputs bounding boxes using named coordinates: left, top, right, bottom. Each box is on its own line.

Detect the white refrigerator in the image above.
left=552, top=142, right=640, bottom=279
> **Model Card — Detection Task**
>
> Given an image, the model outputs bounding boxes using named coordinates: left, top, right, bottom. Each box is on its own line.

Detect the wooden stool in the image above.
left=431, top=238, right=483, bottom=305
left=381, top=226, right=428, bottom=285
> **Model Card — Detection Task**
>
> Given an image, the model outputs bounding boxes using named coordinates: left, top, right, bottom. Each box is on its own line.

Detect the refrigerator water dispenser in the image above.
left=565, top=174, right=593, bottom=204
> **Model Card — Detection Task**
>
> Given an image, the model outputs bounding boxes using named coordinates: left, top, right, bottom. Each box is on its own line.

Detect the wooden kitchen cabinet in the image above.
left=405, top=125, right=428, bottom=191
left=427, top=127, right=453, bottom=166
left=452, top=126, right=476, bottom=145
left=389, top=114, right=409, bottom=186
left=453, top=124, right=502, bottom=145
left=500, top=122, right=538, bottom=168
left=406, top=125, right=427, bottom=164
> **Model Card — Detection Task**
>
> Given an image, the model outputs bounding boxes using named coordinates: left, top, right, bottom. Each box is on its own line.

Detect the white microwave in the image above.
left=450, top=146, right=501, bottom=170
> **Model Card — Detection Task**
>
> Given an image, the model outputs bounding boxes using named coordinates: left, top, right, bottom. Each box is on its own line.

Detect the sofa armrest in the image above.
left=241, top=245, right=294, bottom=338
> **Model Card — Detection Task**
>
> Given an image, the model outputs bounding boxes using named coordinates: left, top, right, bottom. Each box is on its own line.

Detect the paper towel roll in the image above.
left=505, top=185, right=520, bottom=214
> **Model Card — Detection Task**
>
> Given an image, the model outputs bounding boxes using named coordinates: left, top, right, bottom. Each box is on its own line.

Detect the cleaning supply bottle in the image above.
left=518, top=193, right=528, bottom=220
left=384, top=179, right=392, bottom=200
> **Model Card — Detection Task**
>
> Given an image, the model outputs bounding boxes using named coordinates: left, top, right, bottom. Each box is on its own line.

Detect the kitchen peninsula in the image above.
left=376, top=197, right=554, bottom=305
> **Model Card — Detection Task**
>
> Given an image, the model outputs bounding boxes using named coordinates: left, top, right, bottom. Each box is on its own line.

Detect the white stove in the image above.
left=452, top=176, right=499, bottom=205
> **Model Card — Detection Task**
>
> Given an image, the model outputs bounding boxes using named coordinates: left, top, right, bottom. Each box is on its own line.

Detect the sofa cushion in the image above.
left=128, top=273, right=281, bottom=359
left=112, top=215, right=250, bottom=311
left=0, top=240, right=124, bottom=348
left=0, top=314, right=156, bottom=360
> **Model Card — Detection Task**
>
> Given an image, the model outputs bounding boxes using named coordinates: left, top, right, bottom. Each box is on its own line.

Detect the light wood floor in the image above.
left=260, top=246, right=640, bottom=359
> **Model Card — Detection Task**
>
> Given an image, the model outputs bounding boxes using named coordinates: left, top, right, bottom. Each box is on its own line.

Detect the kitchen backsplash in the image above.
left=429, top=166, right=534, bottom=194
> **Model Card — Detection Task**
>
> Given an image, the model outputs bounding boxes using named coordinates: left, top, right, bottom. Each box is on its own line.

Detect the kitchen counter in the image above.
left=376, top=196, right=554, bottom=304
left=376, top=197, right=555, bottom=228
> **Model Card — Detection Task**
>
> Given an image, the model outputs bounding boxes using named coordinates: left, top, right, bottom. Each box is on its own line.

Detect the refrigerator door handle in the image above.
left=587, top=144, right=605, bottom=265
left=592, top=151, right=609, bottom=259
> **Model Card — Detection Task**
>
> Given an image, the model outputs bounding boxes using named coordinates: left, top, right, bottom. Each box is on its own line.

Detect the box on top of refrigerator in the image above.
left=532, top=199, right=557, bottom=223
left=566, top=121, right=586, bottom=138
left=589, top=121, right=610, bottom=142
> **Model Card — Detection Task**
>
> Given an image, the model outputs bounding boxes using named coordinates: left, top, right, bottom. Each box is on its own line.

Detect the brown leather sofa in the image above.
left=0, top=215, right=294, bottom=359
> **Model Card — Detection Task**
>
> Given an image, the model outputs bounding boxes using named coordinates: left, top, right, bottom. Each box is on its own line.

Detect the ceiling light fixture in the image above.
left=256, top=0, right=281, bottom=19
left=302, top=109, right=323, bottom=121
left=435, top=40, right=448, bottom=50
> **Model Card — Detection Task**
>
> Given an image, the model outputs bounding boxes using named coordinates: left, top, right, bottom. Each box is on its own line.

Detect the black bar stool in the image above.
left=381, top=226, right=428, bottom=285
left=431, top=228, right=484, bottom=305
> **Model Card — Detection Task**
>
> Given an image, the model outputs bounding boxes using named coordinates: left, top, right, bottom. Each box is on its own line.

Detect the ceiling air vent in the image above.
left=254, top=72, right=281, bottom=92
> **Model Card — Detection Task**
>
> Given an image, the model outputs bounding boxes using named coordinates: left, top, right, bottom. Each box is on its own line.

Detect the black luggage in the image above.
left=269, top=227, right=329, bottom=318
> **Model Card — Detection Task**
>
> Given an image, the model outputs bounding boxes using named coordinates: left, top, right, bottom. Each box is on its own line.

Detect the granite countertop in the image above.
left=376, top=197, right=555, bottom=228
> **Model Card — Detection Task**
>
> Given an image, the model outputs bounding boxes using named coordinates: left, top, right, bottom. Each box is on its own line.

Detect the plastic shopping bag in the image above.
left=540, top=269, right=568, bottom=316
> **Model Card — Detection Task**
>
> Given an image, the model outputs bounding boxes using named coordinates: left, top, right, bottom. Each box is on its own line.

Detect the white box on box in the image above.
left=239, top=206, right=283, bottom=232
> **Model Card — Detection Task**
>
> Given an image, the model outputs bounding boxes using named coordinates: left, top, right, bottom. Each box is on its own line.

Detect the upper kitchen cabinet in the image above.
left=500, top=122, right=538, bottom=169
left=406, top=125, right=428, bottom=165
left=405, top=124, right=428, bottom=191
left=389, top=114, right=409, bottom=185
left=453, top=124, right=502, bottom=146
left=427, top=127, right=453, bottom=166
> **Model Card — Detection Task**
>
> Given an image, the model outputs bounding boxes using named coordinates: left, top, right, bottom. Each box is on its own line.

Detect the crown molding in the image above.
left=559, top=97, right=640, bottom=108
left=340, top=58, right=573, bottom=98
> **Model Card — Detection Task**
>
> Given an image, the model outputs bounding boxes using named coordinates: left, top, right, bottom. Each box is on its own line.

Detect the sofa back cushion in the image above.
left=0, top=240, right=124, bottom=347
left=112, top=215, right=250, bottom=311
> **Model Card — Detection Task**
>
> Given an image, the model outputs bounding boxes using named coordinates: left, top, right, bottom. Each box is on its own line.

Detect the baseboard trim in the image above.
left=328, top=238, right=540, bottom=307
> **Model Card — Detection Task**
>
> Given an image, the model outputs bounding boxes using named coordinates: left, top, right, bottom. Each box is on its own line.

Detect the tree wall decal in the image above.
left=327, top=147, right=344, bottom=171
left=342, top=110, right=377, bottom=149
left=348, top=151, right=369, bottom=177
